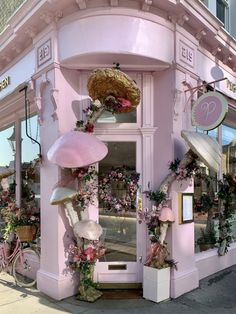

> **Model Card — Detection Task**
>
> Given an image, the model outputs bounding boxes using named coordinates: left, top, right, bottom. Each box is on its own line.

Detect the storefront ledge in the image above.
left=170, top=268, right=199, bottom=299
left=195, top=243, right=236, bottom=280
left=37, top=269, right=78, bottom=300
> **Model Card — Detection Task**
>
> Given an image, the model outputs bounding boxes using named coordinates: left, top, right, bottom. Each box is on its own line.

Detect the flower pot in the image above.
left=77, top=262, right=102, bottom=302
left=143, top=266, right=170, bottom=303
left=15, top=225, right=37, bottom=242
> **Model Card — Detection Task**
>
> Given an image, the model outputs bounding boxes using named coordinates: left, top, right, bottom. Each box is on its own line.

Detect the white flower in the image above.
left=94, top=99, right=102, bottom=108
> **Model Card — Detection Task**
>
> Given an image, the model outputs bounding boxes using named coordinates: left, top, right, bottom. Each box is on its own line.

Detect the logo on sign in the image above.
left=179, top=41, right=194, bottom=68
left=37, top=39, right=52, bottom=67
left=192, top=92, right=228, bottom=131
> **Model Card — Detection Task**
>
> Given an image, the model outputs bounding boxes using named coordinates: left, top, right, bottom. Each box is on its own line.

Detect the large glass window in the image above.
left=98, top=142, right=137, bottom=262
left=21, top=115, right=40, bottom=212
left=194, top=113, right=236, bottom=252
left=0, top=125, right=15, bottom=172
left=0, top=125, right=15, bottom=238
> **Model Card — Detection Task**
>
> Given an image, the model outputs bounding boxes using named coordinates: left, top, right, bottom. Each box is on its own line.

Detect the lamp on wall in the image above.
left=7, top=127, right=16, bottom=154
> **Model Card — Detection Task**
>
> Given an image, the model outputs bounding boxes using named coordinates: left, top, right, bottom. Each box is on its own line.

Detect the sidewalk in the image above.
left=1, top=265, right=236, bottom=313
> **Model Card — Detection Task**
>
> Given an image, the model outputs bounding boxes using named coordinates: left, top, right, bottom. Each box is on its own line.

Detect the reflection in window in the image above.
left=21, top=116, right=40, bottom=214
left=194, top=122, right=236, bottom=252
left=0, top=125, right=15, bottom=237
left=222, top=124, right=236, bottom=176
left=222, top=124, right=236, bottom=241
left=194, top=164, right=218, bottom=253
left=0, top=125, right=15, bottom=188
left=99, top=142, right=137, bottom=262
left=96, top=109, right=136, bottom=123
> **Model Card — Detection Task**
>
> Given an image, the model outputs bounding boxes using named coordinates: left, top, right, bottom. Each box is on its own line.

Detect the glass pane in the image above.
left=21, top=116, right=40, bottom=226
left=0, top=125, right=15, bottom=188
left=222, top=124, right=236, bottom=176
left=194, top=165, right=218, bottom=253
left=222, top=124, right=236, bottom=242
left=0, top=125, right=15, bottom=172
left=96, top=110, right=136, bottom=123
left=217, top=0, right=226, bottom=24
left=99, top=142, right=137, bottom=262
left=0, top=125, right=15, bottom=238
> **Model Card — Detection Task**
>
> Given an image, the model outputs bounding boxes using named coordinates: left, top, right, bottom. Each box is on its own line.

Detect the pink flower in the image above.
left=117, top=98, right=133, bottom=113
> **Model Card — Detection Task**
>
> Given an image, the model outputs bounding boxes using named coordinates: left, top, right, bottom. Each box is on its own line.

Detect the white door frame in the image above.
left=93, top=132, right=144, bottom=284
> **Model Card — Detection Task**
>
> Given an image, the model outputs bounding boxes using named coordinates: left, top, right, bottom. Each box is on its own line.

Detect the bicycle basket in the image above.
left=15, top=225, right=37, bottom=242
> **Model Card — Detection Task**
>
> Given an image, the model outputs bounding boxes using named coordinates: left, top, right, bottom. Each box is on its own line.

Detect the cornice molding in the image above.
left=0, top=0, right=236, bottom=74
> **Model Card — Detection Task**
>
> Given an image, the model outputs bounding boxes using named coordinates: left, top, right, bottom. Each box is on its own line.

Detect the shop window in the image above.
left=0, top=125, right=16, bottom=238
left=194, top=113, right=236, bottom=252
left=98, top=142, right=137, bottom=262
left=222, top=124, right=236, bottom=241
left=194, top=163, right=218, bottom=252
left=21, top=115, right=40, bottom=211
left=194, top=127, right=218, bottom=252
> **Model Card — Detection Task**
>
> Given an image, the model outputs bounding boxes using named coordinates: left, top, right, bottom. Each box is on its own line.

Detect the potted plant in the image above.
left=0, top=184, right=40, bottom=241
left=138, top=198, right=176, bottom=303
left=197, top=226, right=217, bottom=252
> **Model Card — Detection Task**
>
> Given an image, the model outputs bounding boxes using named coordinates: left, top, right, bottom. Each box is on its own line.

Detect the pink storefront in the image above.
left=0, top=0, right=235, bottom=301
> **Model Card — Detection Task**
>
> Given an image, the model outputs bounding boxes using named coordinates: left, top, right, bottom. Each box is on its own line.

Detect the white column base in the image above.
left=37, top=269, right=79, bottom=300
left=170, top=268, right=199, bottom=298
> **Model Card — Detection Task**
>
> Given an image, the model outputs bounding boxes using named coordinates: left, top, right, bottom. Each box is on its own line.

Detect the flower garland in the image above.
left=71, top=166, right=98, bottom=214
left=169, top=158, right=199, bottom=181
left=217, top=174, right=236, bottom=255
left=98, top=167, right=140, bottom=213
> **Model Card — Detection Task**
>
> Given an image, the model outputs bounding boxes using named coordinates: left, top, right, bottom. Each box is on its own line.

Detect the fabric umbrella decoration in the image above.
left=158, top=206, right=175, bottom=245
left=181, top=130, right=221, bottom=173
left=50, top=187, right=79, bottom=227
left=47, top=130, right=108, bottom=168
left=73, top=220, right=103, bottom=241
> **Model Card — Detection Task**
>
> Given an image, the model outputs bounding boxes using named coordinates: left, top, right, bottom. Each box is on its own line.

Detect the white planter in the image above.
left=143, top=266, right=170, bottom=303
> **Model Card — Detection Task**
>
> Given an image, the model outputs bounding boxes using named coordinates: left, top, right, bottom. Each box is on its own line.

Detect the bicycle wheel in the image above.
left=12, top=248, right=40, bottom=287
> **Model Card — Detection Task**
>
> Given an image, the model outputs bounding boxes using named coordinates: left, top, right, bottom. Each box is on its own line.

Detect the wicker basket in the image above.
left=15, top=225, right=37, bottom=242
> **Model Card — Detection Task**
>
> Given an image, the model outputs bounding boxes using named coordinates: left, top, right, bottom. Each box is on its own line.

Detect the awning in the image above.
left=181, top=130, right=221, bottom=173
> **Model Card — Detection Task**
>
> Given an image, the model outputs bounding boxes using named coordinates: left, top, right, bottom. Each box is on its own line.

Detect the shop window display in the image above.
left=21, top=115, right=40, bottom=212
left=194, top=122, right=236, bottom=252
left=0, top=116, right=40, bottom=240
left=0, top=125, right=15, bottom=238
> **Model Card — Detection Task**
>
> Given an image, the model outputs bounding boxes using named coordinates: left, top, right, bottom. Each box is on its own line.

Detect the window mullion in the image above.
left=15, top=119, right=22, bottom=206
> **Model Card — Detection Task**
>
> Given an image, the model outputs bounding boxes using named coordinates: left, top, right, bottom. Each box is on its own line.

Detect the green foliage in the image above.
left=217, top=174, right=236, bottom=254
left=168, top=158, right=180, bottom=173
left=144, top=190, right=167, bottom=206
left=197, top=225, right=217, bottom=245
left=196, top=194, right=213, bottom=213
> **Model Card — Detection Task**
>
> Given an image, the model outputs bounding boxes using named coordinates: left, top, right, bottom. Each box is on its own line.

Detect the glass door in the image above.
left=94, top=139, right=143, bottom=285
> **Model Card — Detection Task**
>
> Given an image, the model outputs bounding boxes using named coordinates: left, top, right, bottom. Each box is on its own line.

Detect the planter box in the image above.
left=143, top=266, right=170, bottom=303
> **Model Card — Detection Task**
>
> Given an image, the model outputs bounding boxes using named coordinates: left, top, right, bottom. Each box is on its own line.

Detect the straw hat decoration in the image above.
left=87, top=68, right=141, bottom=114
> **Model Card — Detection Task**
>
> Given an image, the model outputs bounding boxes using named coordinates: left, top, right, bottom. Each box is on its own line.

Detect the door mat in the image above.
left=100, top=289, right=143, bottom=300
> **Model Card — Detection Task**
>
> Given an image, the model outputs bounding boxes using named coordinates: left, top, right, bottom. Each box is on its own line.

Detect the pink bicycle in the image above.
left=0, top=234, right=40, bottom=287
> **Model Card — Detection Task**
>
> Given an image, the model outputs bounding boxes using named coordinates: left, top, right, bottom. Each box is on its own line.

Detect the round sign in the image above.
left=192, top=91, right=228, bottom=131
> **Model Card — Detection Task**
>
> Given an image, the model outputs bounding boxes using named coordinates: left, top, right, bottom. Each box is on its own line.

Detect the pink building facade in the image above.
left=0, top=0, right=236, bottom=300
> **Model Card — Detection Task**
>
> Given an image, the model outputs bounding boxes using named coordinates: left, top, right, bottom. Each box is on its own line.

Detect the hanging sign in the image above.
left=192, top=91, right=228, bottom=130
